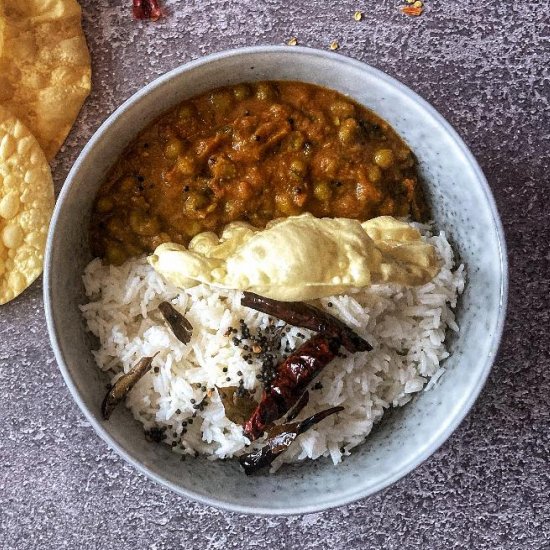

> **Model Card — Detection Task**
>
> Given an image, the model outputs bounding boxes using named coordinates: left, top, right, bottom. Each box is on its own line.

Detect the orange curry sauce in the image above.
left=90, top=81, right=427, bottom=264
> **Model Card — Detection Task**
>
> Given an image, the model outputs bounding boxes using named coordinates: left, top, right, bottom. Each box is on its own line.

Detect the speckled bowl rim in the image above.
left=44, top=45, right=508, bottom=515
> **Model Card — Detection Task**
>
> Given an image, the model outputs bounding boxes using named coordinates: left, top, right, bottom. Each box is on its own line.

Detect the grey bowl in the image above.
left=44, top=46, right=507, bottom=515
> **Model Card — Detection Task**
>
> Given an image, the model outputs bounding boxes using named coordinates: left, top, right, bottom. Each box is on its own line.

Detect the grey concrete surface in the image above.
left=1, top=0, right=549, bottom=548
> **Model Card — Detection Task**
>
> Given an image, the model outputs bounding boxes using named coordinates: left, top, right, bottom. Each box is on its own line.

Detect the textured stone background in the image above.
left=1, top=0, right=549, bottom=548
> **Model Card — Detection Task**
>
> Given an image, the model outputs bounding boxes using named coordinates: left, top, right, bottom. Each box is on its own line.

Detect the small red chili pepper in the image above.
left=239, top=406, right=344, bottom=474
left=241, top=292, right=372, bottom=353
left=133, top=0, right=162, bottom=21
left=243, top=334, right=341, bottom=441
left=101, top=354, right=158, bottom=420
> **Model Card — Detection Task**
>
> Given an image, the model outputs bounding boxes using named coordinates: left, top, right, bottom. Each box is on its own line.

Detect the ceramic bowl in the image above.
left=44, top=46, right=507, bottom=515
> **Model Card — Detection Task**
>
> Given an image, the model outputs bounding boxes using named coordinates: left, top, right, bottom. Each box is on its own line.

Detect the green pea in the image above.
left=106, top=217, right=126, bottom=240
left=287, top=131, right=305, bottom=151
left=233, top=84, right=251, bottom=100
left=164, top=139, right=183, bottom=160
left=289, top=158, right=307, bottom=178
left=176, top=156, right=196, bottom=176
left=255, top=82, right=276, bottom=101
left=129, top=210, right=160, bottom=236
left=210, top=157, right=236, bottom=179
left=178, top=103, right=196, bottom=119
left=330, top=101, right=355, bottom=119
left=313, top=181, right=332, bottom=202
left=105, top=242, right=127, bottom=266
left=182, top=220, right=202, bottom=237
left=338, top=118, right=359, bottom=145
left=185, top=192, right=209, bottom=212
left=374, top=148, right=395, bottom=169
left=367, top=164, right=382, bottom=183
left=275, top=194, right=300, bottom=215
left=209, top=91, right=233, bottom=113
left=96, top=196, right=114, bottom=213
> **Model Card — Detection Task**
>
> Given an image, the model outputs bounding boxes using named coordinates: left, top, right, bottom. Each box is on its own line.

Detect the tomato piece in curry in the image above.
left=90, top=81, right=428, bottom=265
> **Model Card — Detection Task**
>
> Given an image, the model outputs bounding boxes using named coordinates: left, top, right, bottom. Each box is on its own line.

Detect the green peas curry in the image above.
left=90, top=81, right=427, bottom=265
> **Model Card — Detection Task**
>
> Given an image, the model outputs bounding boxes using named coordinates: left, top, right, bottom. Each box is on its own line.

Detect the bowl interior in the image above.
left=45, top=46, right=506, bottom=514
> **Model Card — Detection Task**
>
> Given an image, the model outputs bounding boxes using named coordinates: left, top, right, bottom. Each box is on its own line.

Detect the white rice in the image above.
left=81, top=224, right=465, bottom=468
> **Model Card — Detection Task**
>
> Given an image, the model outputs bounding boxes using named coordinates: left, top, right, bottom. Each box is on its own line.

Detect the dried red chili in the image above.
left=243, top=334, right=341, bottom=440
left=241, top=292, right=371, bottom=353
left=239, top=406, right=344, bottom=474
left=101, top=354, right=158, bottom=420
left=133, top=0, right=162, bottom=21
